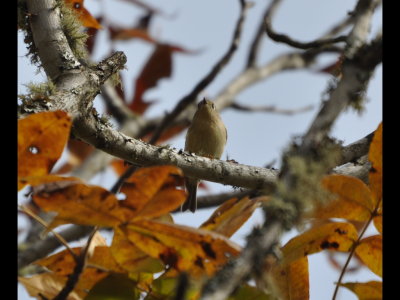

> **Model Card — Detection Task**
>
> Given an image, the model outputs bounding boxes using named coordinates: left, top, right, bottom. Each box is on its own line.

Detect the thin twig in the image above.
left=265, top=0, right=347, bottom=49
left=230, top=102, right=314, bottom=115
left=331, top=197, right=381, bottom=300
left=18, top=205, right=79, bottom=262
left=246, top=2, right=269, bottom=68
left=52, top=227, right=99, bottom=300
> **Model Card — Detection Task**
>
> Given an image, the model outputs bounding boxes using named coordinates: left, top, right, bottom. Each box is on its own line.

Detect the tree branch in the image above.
left=198, top=6, right=381, bottom=298
left=264, top=0, right=347, bottom=50
left=230, top=102, right=314, bottom=115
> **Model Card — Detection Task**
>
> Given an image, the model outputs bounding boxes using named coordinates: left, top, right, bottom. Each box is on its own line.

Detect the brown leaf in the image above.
left=19, top=273, right=82, bottom=300
left=18, top=111, right=72, bottom=190
left=65, top=0, right=102, bottom=29
left=269, top=257, right=309, bottom=300
left=340, top=281, right=382, bottom=300
left=281, top=222, right=358, bottom=266
left=122, top=219, right=241, bottom=277
left=355, top=235, right=382, bottom=277
left=200, top=196, right=262, bottom=237
left=368, top=122, right=382, bottom=206
left=313, top=174, right=374, bottom=221
left=129, top=44, right=172, bottom=114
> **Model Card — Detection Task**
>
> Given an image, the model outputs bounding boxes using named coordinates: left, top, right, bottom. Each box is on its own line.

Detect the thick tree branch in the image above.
left=26, top=0, right=82, bottom=81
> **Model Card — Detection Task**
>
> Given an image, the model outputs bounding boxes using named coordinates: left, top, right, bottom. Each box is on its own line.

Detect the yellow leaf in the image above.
left=111, top=227, right=164, bottom=274
left=18, top=111, right=72, bottom=190
left=340, top=281, right=382, bottom=300
left=281, top=222, right=358, bottom=265
left=369, top=123, right=382, bottom=206
left=200, top=196, right=262, bottom=237
left=355, top=235, right=382, bottom=277
left=122, top=219, right=241, bottom=277
left=270, top=257, right=309, bottom=300
left=373, top=215, right=382, bottom=234
left=314, top=175, right=374, bottom=221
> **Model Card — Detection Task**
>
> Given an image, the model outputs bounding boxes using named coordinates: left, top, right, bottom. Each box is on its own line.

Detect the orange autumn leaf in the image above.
left=368, top=122, right=382, bottom=206
left=355, top=235, right=382, bottom=277
left=200, top=196, right=262, bottom=238
left=314, top=174, right=374, bottom=221
left=19, top=175, right=81, bottom=190
left=32, top=183, right=124, bottom=229
left=110, top=159, right=130, bottom=176
left=111, top=227, right=164, bottom=274
left=269, top=257, right=309, bottom=300
left=65, top=0, right=102, bottom=29
left=18, top=111, right=72, bottom=191
left=373, top=215, right=382, bottom=234
left=121, top=219, right=241, bottom=277
left=340, top=281, right=382, bottom=300
left=32, top=166, right=186, bottom=230
left=281, top=222, right=358, bottom=266
left=120, top=165, right=185, bottom=214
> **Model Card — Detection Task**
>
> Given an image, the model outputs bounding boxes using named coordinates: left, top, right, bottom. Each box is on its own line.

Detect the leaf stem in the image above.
left=331, top=198, right=381, bottom=300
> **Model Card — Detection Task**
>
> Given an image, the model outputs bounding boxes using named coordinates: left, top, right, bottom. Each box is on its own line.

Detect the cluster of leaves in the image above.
left=18, top=113, right=381, bottom=299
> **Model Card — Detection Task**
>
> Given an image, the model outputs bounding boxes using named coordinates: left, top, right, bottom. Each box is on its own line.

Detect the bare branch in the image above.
left=230, top=102, right=314, bottom=115
left=53, top=228, right=98, bottom=300
left=345, top=0, right=382, bottom=59
left=199, top=11, right=381, bottom=299
left=246, top=2, right=269, bottom=68
left=264, top=0, right=347, bottom=50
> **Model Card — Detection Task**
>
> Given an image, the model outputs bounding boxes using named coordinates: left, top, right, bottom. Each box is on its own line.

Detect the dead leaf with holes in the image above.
left=120, top=219, right=241, bottom=277
left=18, top=111, right=72, bottom=191
left=281, top=222, right=358, bottom=266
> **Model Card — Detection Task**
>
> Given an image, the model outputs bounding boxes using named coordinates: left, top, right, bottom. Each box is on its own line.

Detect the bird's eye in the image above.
left=211, top=103, right=216, bottom=109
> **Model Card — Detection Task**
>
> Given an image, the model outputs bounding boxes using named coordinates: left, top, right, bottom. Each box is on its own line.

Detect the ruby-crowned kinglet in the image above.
left=182, top=98, right=227, bottom=212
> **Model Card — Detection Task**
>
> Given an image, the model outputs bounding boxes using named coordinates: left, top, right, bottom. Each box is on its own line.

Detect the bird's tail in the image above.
left=182, top=178, right=198, bottom=213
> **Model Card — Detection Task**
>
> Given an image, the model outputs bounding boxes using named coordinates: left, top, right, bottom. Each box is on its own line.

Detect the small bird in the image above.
left=182, top=98, right=227, bottom=212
